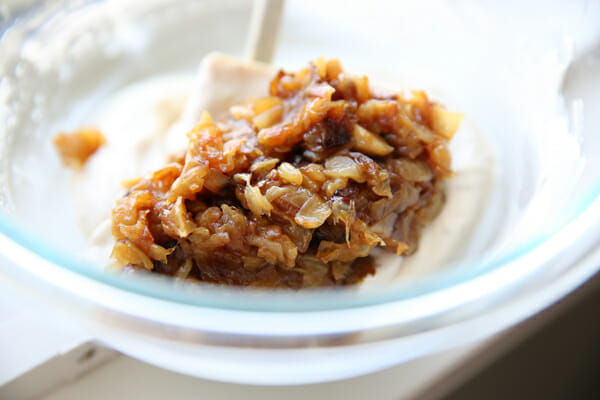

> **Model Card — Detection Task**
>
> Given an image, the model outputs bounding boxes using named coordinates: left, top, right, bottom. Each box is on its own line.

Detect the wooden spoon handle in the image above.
left=244, top=0, right=285, bottom=64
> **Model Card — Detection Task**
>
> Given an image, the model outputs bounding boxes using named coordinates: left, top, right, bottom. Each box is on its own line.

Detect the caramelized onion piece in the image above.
left=53, top=127, right=106, bottom=168
left=295, top=196, right=332, bottom=229
left=324, top=156, right=366, bottom=183
left=252, top=103, right=284, bottom=129
left=432, top=107, right=463, bottom=139
left=251, top=157, right=280, bottom=174
left=278, top=162, right=303, bottom=185
left=351, top=124, right=394, bottom=156
left=244, top=184, right=274, bottom=216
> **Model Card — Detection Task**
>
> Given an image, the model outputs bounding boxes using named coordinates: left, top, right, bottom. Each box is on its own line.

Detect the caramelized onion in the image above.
left=295, top=196, right=332, bottom=229
left=106, top=58, right=459, bottom=288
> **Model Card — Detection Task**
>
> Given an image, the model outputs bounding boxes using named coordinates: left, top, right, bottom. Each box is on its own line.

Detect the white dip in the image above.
left=72, top=52, right=495, bottom=286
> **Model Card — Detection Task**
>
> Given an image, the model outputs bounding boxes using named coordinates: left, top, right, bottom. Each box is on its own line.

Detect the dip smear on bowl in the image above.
left=108, top=58, right=461, bottom=288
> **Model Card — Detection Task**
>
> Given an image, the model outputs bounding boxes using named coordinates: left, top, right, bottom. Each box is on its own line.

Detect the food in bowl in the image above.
left=55, top=57, right=462, bottom=288
left=54, top=127, right=106, bottom=169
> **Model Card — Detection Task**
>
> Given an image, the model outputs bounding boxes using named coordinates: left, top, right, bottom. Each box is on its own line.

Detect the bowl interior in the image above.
left=1, top=0, right=599, bottom=310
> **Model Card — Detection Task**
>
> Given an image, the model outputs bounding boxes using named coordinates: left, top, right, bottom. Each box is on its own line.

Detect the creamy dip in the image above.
left=72, top=53, right=495, bottom=286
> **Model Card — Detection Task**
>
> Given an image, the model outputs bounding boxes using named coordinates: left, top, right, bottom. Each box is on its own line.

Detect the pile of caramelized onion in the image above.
left=110, top=58, right=462, bottom=288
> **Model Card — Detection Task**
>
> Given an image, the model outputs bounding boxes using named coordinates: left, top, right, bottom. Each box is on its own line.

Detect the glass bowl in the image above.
left=1, top=0, right=600, bottom=384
